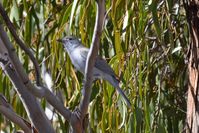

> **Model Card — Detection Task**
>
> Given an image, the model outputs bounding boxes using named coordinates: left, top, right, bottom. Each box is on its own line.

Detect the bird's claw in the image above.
left=72, top=107, right=82, bottom=120
left=72, top=107, right=89, bottom=130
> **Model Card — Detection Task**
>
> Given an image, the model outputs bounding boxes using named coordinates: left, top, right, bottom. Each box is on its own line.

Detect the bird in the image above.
left=57, top=36, right=131, bottom=107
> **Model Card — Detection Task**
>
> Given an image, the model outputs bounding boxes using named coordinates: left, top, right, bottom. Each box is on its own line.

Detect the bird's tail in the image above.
left=109, top=76, right=131, bottom=107
left=115, top=86, right=131, bottom=107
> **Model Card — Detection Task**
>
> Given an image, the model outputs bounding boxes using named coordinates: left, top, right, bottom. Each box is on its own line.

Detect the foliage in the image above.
left=0, top=0, right=188, bottom=132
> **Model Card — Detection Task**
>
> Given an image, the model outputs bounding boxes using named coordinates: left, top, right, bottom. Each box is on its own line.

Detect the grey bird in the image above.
left=57, top=36, right=131, bottom=107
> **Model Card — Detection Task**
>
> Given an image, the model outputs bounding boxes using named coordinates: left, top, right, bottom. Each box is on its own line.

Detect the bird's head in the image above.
left=57, top=36, right=81, bottom=52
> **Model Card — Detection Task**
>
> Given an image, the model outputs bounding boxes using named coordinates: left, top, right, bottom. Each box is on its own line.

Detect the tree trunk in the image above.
left=184, top=0, right=199, bottom=132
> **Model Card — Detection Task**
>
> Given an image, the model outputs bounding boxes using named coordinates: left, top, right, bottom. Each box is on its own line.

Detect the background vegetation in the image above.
left=0, top=0, right=188, bottom=132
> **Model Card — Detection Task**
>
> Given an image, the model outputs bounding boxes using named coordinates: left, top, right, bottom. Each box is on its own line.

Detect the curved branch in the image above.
left=79, top=0, right=105, bottom=117
left=80, top=0, right=105, bottom=117
left=0, top=24, right=72, bottom=122
left=0, top=94, right=33, bottom=133
left=0, top=63, right=54, bottom=132
left=69, top=1, right=105, bottom=132
left=0, top=3, right=42, bottom=86
left=0, top=24, right=74, bottom=132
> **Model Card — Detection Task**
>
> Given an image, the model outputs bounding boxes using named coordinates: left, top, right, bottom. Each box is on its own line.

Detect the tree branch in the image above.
left=0, top=61, right=54, bottom=132
left=0, top=24, right=72, bottom=122
left=68, top=1, right=105, bottom=132
left=0, top=26, right=55, bottom=132
left=0, top=94, right=34, bottom=133
left=0, top=1, right=106, bottom=133
left=0, top=3, right=42, bottom=86
left=0, top=5, right=72, bottom=121
left=79, top=0, right=105, bottom=118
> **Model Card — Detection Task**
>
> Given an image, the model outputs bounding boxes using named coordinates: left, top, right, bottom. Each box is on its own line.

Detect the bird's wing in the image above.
left=79, top=48, right=116, bottom=77
left=95, top=56, right=116, bottom=77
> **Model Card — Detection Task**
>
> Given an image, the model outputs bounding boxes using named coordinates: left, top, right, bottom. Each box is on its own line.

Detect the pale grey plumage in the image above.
left=57, top=36, right=131, bottom=107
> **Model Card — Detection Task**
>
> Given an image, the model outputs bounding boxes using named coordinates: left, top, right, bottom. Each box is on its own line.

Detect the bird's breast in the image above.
left=70, top=50, right=86, bottom=74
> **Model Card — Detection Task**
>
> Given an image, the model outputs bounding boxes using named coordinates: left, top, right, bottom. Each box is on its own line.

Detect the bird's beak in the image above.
left=57, top=39, right=63, bottom=43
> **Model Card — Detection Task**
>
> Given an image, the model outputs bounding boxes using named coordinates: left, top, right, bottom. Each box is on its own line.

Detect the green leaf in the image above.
left=69, top=0, right=79, bottom=30
left=60, top=4, right=72, bottom=27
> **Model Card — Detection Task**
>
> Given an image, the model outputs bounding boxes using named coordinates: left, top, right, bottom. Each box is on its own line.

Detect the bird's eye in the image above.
left=68, top=38, right=73, bottom=40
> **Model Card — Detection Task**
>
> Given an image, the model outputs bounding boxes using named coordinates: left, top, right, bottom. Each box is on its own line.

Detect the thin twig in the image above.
left=0, top=3, right=42, bottom=85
